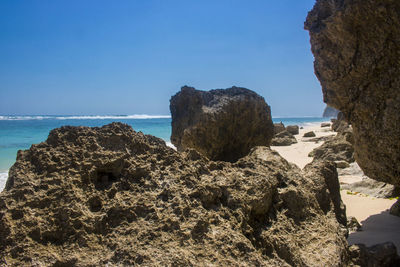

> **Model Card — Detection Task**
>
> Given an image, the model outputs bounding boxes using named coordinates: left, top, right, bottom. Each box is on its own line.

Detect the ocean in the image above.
left=0, top=115, right=330, bottom=190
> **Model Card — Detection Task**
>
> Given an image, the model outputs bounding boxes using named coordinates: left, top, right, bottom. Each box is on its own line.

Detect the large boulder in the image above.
left=274, top=122, right=286, bottom=134
left=349, top=242, right=400, bottom=267
left=170, top=86, right=274, bottom=162
left=331, top=112, right=350, bottom=133
left=342, top=177, right=400, bottom=199
left=303, top=131, right=316, bottom=138
left=309, top=130, right=354, bottom=164
left=271, top=130, right=298, bottom=146
left=305, top=0, right=400, bottom=186
left=286, top=125, right=299, bottom=135
left=0, top=123, right=351, bottom=266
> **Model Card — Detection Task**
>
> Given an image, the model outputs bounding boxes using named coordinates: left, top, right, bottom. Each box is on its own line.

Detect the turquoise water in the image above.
left=0, top=115, right=329, bottom=186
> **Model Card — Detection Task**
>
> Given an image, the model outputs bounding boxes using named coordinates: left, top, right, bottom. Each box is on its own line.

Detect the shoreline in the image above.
left=271, top=121, right=333, bottom=169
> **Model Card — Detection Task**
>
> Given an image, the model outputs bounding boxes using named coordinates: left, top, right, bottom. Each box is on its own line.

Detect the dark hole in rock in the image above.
left=52, top=259, right=78, bottom=267
left=11, top=209, right=23, bottom=220
left=94, top=170, right=119, bottom=190
left=131, top=167, right=149, bottom=182
left=89, top=196, right=102, bottom=212
left=107, top=188, right=117, bottom=199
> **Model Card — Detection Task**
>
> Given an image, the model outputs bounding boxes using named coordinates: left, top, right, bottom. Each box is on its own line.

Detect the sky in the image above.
left=0, top=0, right=324, bottom=117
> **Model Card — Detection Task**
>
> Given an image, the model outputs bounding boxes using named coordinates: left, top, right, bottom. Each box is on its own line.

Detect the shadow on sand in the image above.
left=348, top=209, right=400, bottom=253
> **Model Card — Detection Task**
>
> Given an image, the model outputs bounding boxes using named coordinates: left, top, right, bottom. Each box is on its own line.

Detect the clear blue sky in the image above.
left=0, top=0, right=324, bottom=117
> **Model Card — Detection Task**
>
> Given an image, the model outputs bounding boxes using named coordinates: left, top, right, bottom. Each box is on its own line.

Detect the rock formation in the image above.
left=347, top=216, right=361, bottom=234
left=349, top=242, right=400, bottom=266
left=323, top=105, right=339, bottom=118
left=390, top=200, right=400, bottom=217
left=286, top=125, right=299, bottom=135
left=331, top=112, right=350, bottom=133
left=273, top=123, right=285, bottom=135
left=0, top=123, right=350, bottom=266
left=309, top=130, right=354, bottom=164
left=303, top=131, right=316, bottom=138
left=342, top=177, right=399, bottom=199
left=305, top=0, right=400, bottom=186
left=271, top=130, right=297, bottom=146
left=170, top=86, right=274, bottom=162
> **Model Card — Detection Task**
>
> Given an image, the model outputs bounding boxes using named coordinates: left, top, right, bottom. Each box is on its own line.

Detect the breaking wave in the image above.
left=0, top=115, right=171, bottom=121
left=0, top=171, right=8, bottom=192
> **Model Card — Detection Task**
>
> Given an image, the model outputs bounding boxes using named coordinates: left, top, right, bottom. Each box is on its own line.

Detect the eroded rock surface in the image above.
left=342, top=177, right=399, bottom=199
left=305, top=0, right=400, bottom=186
left=0, top=123, right=349, bottom=266
left=286, top=125, right=299, bottom=135
left=309, top=130, right=354, bottom=164
left=274, top=123, right=286, bottom=135
left=170, top=86, right=274, bottom=162
left=271, top=130, right=297, bottom=146
left=331, top=112, right=350, bottom=133
left=303, top=131, right=316, bottom=138
left=349, top=242, right=400, bottom=267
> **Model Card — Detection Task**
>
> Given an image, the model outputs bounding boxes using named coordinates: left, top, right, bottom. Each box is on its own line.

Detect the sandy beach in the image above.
left=272, top=122, right=400, bottom=253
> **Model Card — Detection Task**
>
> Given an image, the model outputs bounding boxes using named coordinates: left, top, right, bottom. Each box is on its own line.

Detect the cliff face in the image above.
left=0, top=123, right=348, bottom=266
left=170, top=86, right=274, bottom=162
left=305, top=0, right=400, bottom=186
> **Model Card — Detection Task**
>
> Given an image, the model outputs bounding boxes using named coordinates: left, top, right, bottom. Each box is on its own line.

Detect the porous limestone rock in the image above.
left=286, top=125, right=299, bottom=135
left=349, top=242, right=400, bottom=267
left=170, top=86, right=274, bottom=162
left=347, top=216, right=361, bottom=234
left=342, top=177, right=399, bottom=199
left=335, top=160, right=349, bottom=169
left=303, top=131, right=316, bottom=138
left=331, top=112, right=350, bottom=133
left=274, top=123, right=286, bottom=135
left=305, top=0, right=400, bottom=186
left=0, top=123, right=350, bottom=266
left=271, top=130, right=298, bottom=146
left=308, top=130, right=354, bottom=163
left=390, top=199, right=400, bottom=217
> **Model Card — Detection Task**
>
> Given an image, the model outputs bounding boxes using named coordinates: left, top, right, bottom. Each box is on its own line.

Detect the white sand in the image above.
left=343, top=193, right=400, bottom=252
left=271, top=122, right=400, bottom=253
left=271, top=123, right=335, bottom=169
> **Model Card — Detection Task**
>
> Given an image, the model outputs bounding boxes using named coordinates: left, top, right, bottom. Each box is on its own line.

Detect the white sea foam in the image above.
left=166, top=142, right=177, bottom=150
left=0, top=115, right=171, bottom=120
left=0, top=171, right=8, bottom=192
left=55, top=115, right=171, bottom=120
left=0, top=115, right=52, bottom=120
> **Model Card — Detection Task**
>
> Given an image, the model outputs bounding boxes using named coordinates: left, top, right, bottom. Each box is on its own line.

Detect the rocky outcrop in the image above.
left=303, top=131, right=316, bottom=138
left=342, top=178, right=399, bottom=199
left=390, top=200, right=400, bottom=217
left=170, top=86, right=274, bottom=162
left=0, top=123, right=350, bottom=266
left=347, top=216, right=361, bottom=234
left=271, top=130, right=297, bottom=146
left=349, top=242, right=400, bottom=267
left=308, top=130, right=354, bottom=164
left=286, top=125, right=299, bottom=135
left=305, top=0, right=400, bottom=186
left=331, top=112, right=350, bottom=133
left=323, top=105, right=339, bottom=118
left=274, top=123, right=285, bottom=135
